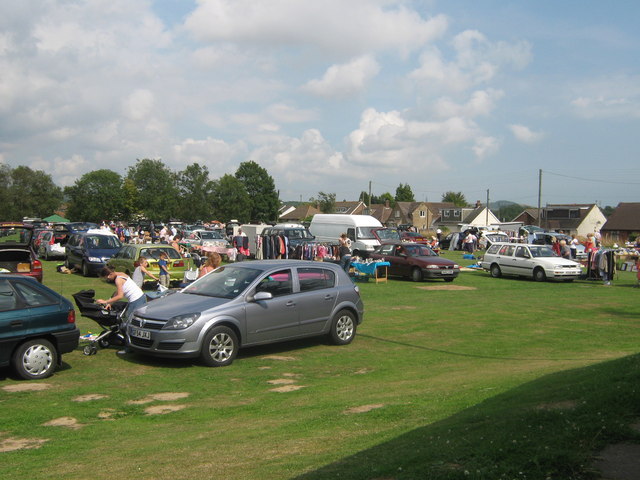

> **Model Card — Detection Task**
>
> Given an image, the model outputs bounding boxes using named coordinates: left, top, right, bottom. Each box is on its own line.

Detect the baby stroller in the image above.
left=72, top=289, right=126, bottom=356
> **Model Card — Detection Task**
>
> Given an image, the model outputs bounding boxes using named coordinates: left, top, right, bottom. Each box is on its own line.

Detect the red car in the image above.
left=0, top=222, right=43, bottom=282
left=369, top=242, right=459, bottom=282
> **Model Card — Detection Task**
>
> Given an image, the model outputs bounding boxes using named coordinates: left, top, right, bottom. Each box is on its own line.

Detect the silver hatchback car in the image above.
left=127, top=260, right=364, bottom=366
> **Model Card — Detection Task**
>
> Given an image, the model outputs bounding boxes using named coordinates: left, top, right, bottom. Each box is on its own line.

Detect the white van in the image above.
left=309, top=214, right=382, bottom=256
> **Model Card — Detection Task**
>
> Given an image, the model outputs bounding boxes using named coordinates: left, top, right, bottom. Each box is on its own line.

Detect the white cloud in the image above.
left=434, top=89, right=504, bottom=118
left=122, top=89, right=155, bottom=121
left=184, top=0, right=448, bottom=57
left=509, top=124, right=544, bottom=143
left=302, top=55, right=381, bottom=98
left=410, top=30, right=532, bottom=92
left=570, top=75, right=640, bottom=119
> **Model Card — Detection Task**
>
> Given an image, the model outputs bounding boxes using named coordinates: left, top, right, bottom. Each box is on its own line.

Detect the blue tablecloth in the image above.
left=351, top=261, right=390, bottom=275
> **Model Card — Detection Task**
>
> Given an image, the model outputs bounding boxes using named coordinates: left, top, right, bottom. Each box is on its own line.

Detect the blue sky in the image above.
left=1, top=0, right=638, bottom=207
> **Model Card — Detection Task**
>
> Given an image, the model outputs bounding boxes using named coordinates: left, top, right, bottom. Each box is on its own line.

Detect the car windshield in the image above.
left=357, top=226, right=381, bottom=240
left=86, top=235, right=121, bottom=249
left=375, top=228, right=401, bottom=241
left=0, top=226, right=32, bottom=245
left=404, top=245, right=437, bottom=257
left=182, top=265, right=262, bottom=299
left=199, top=231, right=224, bottom=240
left=140, top=247, right=182, bottom=260
left=529, top=246, right=558, bottom=258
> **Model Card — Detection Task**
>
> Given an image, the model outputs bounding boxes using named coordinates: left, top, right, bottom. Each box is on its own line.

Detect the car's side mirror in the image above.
left=251, top=291, right=273, bottom=302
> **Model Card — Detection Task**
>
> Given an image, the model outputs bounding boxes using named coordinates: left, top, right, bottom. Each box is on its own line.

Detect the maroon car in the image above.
left=0, top=222, right=43, bottom=282
left=369, top=242, right=459, bottom=282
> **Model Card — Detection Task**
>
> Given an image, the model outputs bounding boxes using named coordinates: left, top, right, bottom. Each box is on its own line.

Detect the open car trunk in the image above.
left=0, top=248, right=34, bottom=273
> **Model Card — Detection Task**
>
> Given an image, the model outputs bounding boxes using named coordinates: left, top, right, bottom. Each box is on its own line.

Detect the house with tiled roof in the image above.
left=600, top=202, right=640, bottom=243
left=279, top=204, right=321, bottom=223
left=387, top=202, right=455, bottom=231
left=434, top=204, right=500, bottom=232
left=512, top=204, right=606, bottom=237
left=333, top=201, right=366, bottom=215
left=366, top=202, right=393, bottom=225
left=512, top=208, right=539, bottom=226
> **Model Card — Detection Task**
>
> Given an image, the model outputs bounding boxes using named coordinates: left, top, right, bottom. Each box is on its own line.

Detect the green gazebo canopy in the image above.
left=43, top=214, right=69, bottom=223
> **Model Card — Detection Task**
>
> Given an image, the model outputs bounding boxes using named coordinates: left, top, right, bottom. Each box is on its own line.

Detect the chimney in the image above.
left=475, top=200, right=481, bottom=208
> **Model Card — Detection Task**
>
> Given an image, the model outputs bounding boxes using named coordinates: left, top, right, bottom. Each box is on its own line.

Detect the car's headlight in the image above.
left=88, top=256, right=102, bottom=262
left=163, top=313, right=200, bottom=330
left=426, top=264, right=440, bottom=269
left=453, top=264, right=460, bottom=269
left=553, top=265, right=565, bottom=269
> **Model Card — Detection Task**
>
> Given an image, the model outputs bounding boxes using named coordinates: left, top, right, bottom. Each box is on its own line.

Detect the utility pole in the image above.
left=486, top=189, right=489, bottom=226
left=537, top=169, right=542, bottom=227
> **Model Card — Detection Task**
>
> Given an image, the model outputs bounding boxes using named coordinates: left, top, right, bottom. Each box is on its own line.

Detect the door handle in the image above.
left=324, top=295, right=334, bottom=301
left=10, top=320, right=22, bottom=327
left=286, top=301, right=296, bottom=307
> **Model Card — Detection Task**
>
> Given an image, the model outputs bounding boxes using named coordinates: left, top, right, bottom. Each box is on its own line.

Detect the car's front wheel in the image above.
left=200, top=326, right=238, bottom=367
left=533, top=267, right=547, bottom=282
left=12, top=339, right=58, bottom=380
left=329, top=310, right=356, bottom=345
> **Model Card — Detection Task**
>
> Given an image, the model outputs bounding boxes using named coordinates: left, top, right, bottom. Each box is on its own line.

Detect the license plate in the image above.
left=130, top=328, right=150, bottom=340
left=441, top=270, right=453, bottom=274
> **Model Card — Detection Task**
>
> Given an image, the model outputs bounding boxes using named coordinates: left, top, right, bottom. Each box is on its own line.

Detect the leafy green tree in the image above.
left=498, top=203, right=526, bottom=222
left=121, top=178, right=140, bottom=221
left=317, top=191, right=336, bottom=213
left=395, top=183, right=415, bottom=202
left=211, top=174, right=251, bottom=223
left=64, top=169, right=124, bottom=222
left=177, top=163, right=215, bottom=222
left=235, top=160, right=280, bottom=223
left=3, top=166, right=62, bottom=221
left=359, top=191, right=370, bottom=205
left=127, top=159, right=179, bottom=221
left=373, top=192, right=395, bottom=207
left=442, top=191, right=468, bottom=207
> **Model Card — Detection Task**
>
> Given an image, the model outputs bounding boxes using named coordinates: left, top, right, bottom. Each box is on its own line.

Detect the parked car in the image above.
left=0, top=222, right=43, bottom=282
left=400, top=231, right=429, bottom=244
left=184, top=229, right=230, bottom=249
left=369, top=242, right=460, bottom=282
left=37, top=230, right=67, bottom=260
left=126, top=260, right=364, bottom=366
left=0, top=275, right=79, bottom=379
left=480, top=243, right=582, bottom=282
left=32, top=228, right=54, bottom=251
left=65, top=231, right=123, bottom=276
left=107, top=244, right=189, bottom=285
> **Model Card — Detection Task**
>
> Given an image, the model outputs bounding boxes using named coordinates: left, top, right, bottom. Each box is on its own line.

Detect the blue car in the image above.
left=0, top=275, right=79, bottom=379
left=65, top=232, right=122, bottom=276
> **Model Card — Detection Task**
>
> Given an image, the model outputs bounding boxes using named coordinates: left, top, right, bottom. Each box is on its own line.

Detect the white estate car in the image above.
left=480, top=243, right=583, bottom=282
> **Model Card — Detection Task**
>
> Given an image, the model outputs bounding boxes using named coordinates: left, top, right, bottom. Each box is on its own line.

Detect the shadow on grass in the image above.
left=293, top=353, right=640, bottom=480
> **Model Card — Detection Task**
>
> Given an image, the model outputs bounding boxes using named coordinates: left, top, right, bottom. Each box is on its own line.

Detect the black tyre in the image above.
left=329, top=309, right=356, bottom=345
left=533, top=268, right=547, bottom=282
left=12, top=339, right=58, bottom=380
left=411, top=267, right=423, bottom=282
left=490, top=264, right=501, bottom=278
left=82, top=262, right=90, bottom=277
left=200, top=326, right=238, bottom=367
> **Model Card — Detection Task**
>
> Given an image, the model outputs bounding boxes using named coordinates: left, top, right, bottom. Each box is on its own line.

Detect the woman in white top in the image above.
left=132, top=256, right=158, bottom=288
left=97, top=267, right=147, bottom=325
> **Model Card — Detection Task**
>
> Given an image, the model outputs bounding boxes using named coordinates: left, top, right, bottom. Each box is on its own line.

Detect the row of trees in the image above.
left=0, top=160, right=280, bottom=224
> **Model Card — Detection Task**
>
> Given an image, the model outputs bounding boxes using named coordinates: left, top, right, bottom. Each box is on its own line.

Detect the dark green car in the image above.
left=107, top=244, right=191, bottom=285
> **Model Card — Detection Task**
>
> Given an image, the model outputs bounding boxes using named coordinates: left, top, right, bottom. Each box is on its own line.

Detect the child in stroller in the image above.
left=72, top=289, right=127, bottom=355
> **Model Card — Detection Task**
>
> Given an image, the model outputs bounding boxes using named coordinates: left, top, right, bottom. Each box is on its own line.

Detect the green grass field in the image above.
left=1, top=253, right=639, bottom=479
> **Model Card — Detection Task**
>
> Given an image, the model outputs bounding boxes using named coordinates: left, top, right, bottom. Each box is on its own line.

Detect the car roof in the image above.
left=229, top=259, right=342, bottom=272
